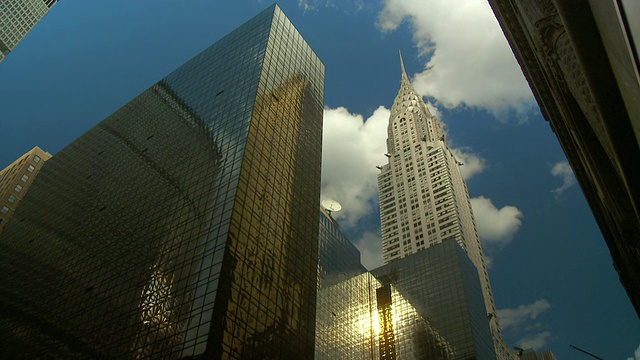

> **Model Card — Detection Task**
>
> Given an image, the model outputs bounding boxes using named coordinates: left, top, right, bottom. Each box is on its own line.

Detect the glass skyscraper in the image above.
left=0, top=5, right=324, bottom=359
left=316, top=208, right=495, bottom=359
left=377, top=53, right=511, bottom=358
left=371, top=240, right=497, bottom=359
left=0, top=0, right=57, bottom=63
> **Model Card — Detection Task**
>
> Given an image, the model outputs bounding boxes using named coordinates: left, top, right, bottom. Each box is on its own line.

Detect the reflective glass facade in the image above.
left=372, top=239, right=496, bottom=359
left=316, top=271, right=380, bottom=359
left=316, top=210, right=489, bottom=359
left=317, top=208, right=367, bottom=288
left=0, top=5, right=324, bottom=359
left=317, top=269, right=458, bottom=360
left=0, top=0, right=57, bottom=63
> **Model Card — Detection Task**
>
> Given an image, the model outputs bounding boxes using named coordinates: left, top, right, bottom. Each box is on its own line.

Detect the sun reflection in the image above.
left=357, top=309, right=382, bottom=337
left=372, top=310, right=381, bottom=335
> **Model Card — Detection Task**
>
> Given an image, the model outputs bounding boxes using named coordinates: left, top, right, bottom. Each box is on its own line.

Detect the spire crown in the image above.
left=399, top=50, right=410, bottom=82
left=389, top=50, right=443, bottom=143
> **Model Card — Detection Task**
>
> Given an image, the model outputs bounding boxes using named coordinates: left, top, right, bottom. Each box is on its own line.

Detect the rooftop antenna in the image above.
left=399, top=49, right=409, bottom=82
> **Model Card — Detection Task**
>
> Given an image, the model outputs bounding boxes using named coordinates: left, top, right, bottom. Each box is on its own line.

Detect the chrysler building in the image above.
left=377, top=52, right=512, bottom=359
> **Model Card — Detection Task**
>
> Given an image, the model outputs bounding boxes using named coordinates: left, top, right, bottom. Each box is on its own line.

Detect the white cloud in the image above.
left=451, top=147, right=485, bottom=180
left=298, top=0, right=317, bottom=12
left=378, top=0, right=534, bottom=116
left=627, top=343, right=640, bottom=360
left=498, top=300, right=553, bottom=351
left=424, top=101, right=442, bottom=120
left=353, top=230, right=384, bottom=270
left=470, top=196, right=523, bottom=247
left=298, top=0, right=365, bottom=13
left=497, top=299, right=551, bottom=330
left=322, top=105, right=517, bottom=264
left=551, top=161, right=576, bottom=196
left=518, top=331, right=552, bottom=350
left=321, top=106, right=389, bottom=227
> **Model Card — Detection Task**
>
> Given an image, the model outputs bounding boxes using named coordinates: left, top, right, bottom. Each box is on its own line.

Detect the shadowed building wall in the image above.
left=487, top=0, right=640, bottom=316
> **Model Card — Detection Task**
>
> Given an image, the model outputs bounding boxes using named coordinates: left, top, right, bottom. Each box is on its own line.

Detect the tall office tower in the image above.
left=316, top=208, right=493, bottom=359
left=0, top=5, right=324, bottom=359
left=0, top=0, right=58, bottom=63
left=0, top=146, right=51, bottom=232
left=377, top=54, right=511, bottom=359
left=488, top=0, right=640, bottom=317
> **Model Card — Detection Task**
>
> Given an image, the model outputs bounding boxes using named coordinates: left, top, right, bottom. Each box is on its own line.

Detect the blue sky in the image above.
left=0, top=1, right=638, bottom=358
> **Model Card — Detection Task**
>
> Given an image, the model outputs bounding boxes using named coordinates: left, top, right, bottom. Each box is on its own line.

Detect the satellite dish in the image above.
left=321, top=199, right=342, bottom=213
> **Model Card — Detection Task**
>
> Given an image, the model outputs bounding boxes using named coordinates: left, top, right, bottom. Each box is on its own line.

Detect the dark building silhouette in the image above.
left=488, top=0, right=640, bottom=316
left=0, top=5, right=324, bottom=358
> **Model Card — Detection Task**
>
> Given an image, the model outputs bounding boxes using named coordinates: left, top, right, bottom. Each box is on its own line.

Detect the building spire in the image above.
left=389, top=49, right=442, bottom=142
left=399, top=49, right=410, bottom=82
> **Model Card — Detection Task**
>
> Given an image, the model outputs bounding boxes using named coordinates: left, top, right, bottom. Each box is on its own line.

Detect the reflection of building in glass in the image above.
left=316, top=209, right=490, bottom=359
left=315, top=208, right=373, bottom=359
left=372, top=240, right=496, bottom=359
left=0, top=0, right=58, bottom=63
left=488, top=0, right=640, bottom=317
left=316, top=261, right=454, bottom=360
left=315, top=270, right=380, bottom=360
left=0, top=146, right=51, bottom=233
left=377, top=53, right=510, bottom=358
left=0, top=5, right=324, bottom=358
